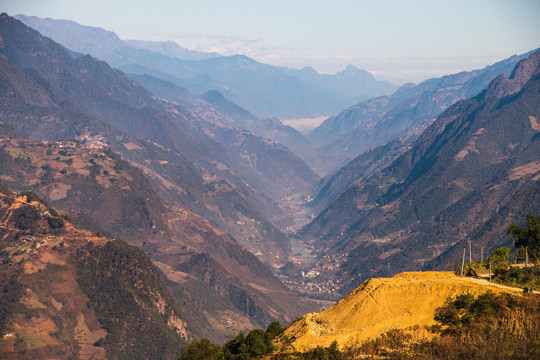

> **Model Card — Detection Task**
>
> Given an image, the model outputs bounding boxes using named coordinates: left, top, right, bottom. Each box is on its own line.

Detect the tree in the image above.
left=266, top=321, right=283, bottom=339
left=487, top=247, right=511, bottom=272
left=178, top=338, right=222, bottom=360
left=434, top=303, right=459, bottom=326
left=246, top=328, right=273, bottom=356
left=507, top=214, right=540, bottom=261
left=223, top=332, right=250, bottom=360
left=327, top=340, right=340, bottom=360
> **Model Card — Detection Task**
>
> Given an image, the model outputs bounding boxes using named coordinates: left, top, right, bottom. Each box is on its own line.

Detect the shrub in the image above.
left=179, top=339, right=222, bottom=360
left=47, top=216, right=65, bottom=229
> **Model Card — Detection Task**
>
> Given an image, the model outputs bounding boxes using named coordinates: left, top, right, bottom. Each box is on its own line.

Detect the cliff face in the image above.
left=280, top=271, right=520, bottom=352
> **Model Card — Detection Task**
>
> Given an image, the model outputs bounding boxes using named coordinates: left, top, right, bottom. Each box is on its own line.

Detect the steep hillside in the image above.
left=308, top=51, right=533, bottom=174
left=0, top=137, right=317, bottom=343
left=0, top=50, right=292, bottom=264
left=308, top=131, right=421, bottom=213
left=127, top=75, right=316, bottom=160
left=280, top=271, right=522, bottom=352
left=0, top=190, right=188, bottom=359
left=301, top=52, right=540, bottom=294
left=199, top=90, right=315, bottom=159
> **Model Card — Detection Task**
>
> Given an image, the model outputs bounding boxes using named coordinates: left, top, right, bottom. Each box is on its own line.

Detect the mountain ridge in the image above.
left=279, top=271, right=524, bottom=352
left=301, top=51, right=540, bottom=294
left=307, top=50, right=535, bottom=175
left=0, top=12, right=319, bottom=342
left=0, top=135, right=317, bottom=343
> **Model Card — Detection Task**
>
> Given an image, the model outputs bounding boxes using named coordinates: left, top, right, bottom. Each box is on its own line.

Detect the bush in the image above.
left=302, top=340, right=341, bottom=360
left=12, top=206, right=41, bottom=231
left=434, top=304, right=459, bottom=326
left=494, top=266, right=540, bottom=290
left=179, top=339, right=222, bottom=360
left=47, top=216, right=65, bottom=229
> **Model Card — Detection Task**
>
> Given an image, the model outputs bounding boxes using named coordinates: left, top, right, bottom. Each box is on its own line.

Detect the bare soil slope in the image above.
left=281, top=271, right=521, bottom=351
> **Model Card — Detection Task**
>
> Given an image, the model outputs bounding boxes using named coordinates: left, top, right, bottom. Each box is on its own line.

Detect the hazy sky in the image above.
left=3, top=0, right=540, bottom=83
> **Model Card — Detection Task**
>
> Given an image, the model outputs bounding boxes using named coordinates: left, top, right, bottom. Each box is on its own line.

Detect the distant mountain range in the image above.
left=12, top=14, right=219, bottom=61
left=14, top=14, right=396, bottom=119
left=128, top=74, right=315, bottom=159
left=302, top=51, right=540, bottom=294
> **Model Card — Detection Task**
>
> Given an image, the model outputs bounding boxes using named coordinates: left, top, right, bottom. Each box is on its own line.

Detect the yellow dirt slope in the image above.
left=281, top=271, right=521, bottom=351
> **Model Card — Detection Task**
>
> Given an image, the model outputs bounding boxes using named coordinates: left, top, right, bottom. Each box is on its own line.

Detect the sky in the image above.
left=2, top=0, right=540, bottom=84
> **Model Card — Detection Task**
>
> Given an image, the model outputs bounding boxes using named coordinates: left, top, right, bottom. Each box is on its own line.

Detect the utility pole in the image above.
left=468, top=239, right=472, bottom=263
left=461, top=246, right=466, bottom=276
left=489, top=260, right=492, bottom=286
left=481, top=246, right=483, bottom=262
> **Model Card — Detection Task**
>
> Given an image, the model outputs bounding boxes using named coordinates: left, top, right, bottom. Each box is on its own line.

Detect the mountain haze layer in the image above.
left=14, top=14, right=396, bottom=119
left=127, top=74, right=316, bottom=160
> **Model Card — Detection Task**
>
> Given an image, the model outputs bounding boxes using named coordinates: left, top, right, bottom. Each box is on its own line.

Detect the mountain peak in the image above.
left=343, top=64, right=370, bottom=76
left=299, top=65, right=319, bottom=76
left=485, top=51, right=540, bottom=99
left=344, top=64, right=360, bottom=72
left=124, top=39, right=218, bottom=60
left=201, top=89, right=228, bottom=105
